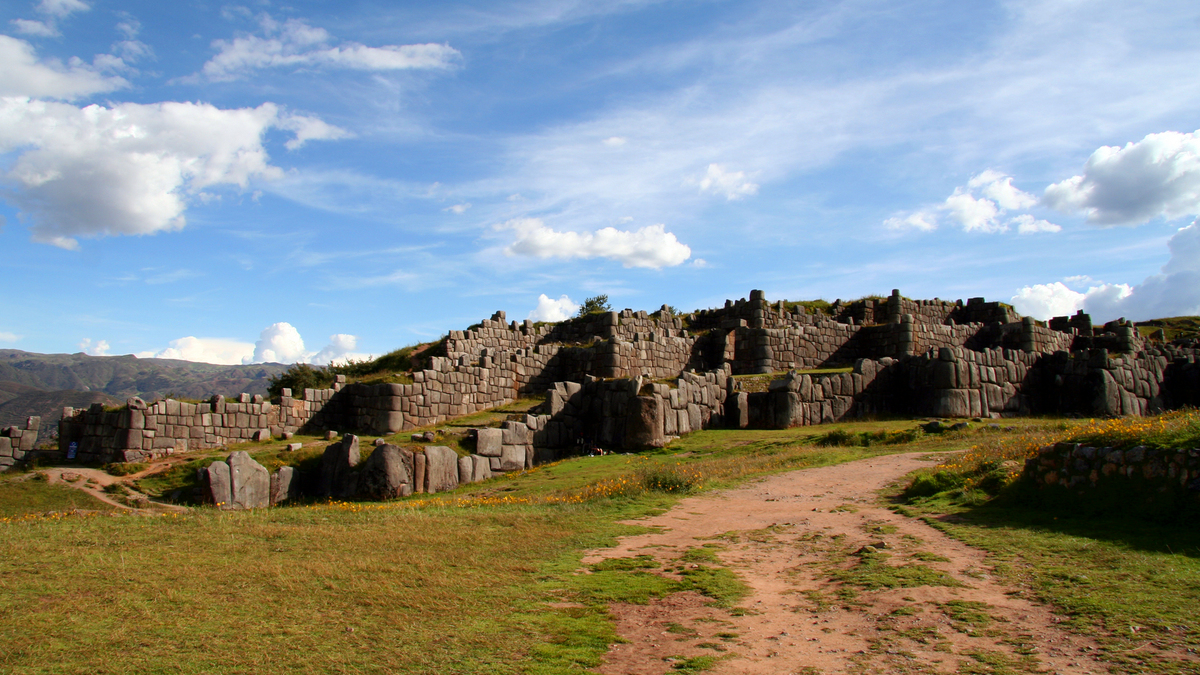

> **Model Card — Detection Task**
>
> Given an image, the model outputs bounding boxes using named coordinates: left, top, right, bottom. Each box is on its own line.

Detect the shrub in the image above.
left=903, top=470, right=967, bottom=499
left=637, top=463, right=704, bottom=493
left=103, top=462, right=147, bottom=477
left=577, top=295, right=612, bottom=317
left=267, top=363, right=335, bottom=398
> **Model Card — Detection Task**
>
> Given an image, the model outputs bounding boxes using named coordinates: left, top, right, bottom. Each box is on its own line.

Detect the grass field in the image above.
left=2, top=413, right=1198, bottom=673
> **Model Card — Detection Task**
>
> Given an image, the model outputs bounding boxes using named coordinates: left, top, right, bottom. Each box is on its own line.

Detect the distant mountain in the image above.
left=0, top=350, right=290, bottom=402
left=0, top=389, right=122, bottom=437
left=0, top=350, right=293, bottom=442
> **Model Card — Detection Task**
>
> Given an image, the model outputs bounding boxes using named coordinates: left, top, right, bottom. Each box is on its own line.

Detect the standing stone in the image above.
left=414, top=452, right=426, bottom=493
left=228, top=451, right=270, bottom=509
left=624, top=396, right=665, bottom=449
left=470, top=454, right=492, bottom=482
left=357, top=444, right=413, bottom=499
left=320, top=434, right=361, bottom=499
left=458, top=455, right=473, bottom=484
left=424, top=446, right=460, bottom=493
left=206, top=460, right=233, bottom=507
left=270, top=466, right=298, bottom=505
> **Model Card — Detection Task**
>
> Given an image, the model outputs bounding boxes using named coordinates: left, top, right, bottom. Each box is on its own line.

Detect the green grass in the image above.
left=896, top=476, right=1200, bottom=674
left=830, top=550, right=965, bottom=591
left=0, top=478, right=117, bottom=518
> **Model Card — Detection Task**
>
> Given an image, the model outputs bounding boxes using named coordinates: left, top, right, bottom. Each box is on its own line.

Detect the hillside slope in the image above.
left=0, top=350, right=288, bottom=401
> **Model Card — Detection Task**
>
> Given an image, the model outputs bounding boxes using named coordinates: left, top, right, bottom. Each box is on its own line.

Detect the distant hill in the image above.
left=0, top=350, right=293, bottom=442
left=0, top=350, right=289, bottom=402
left=0, top=389, right=122, bottom=437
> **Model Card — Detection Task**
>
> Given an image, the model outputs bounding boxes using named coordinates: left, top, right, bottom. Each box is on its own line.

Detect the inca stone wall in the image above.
left=43, top=288, right=1185, bottom=470
left=1023, top=442, right=1200, bottom=514
left=0, top=416, right=39, bottom=470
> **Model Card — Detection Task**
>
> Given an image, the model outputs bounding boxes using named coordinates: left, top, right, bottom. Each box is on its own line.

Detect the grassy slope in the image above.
left=3, top=415, right=1198, bottom=673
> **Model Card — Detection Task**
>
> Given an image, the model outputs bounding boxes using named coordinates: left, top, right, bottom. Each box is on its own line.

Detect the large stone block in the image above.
left=476, top=428, right=503, bottom=456
left=499, top=444, right=526, bottom=471
left=931, top=389, right=970, bottom=418
left=624, top=396, right=665, bottom=449
left=471, top=454, right=492, bottom=482
left=205, top=460, right=232, bottom=506
left=357, top=444, right=413, bottom=499
left=458, top=455, right=473, bottom=484
left=502, top=421, right=531, bottom=445
left=424, top=446, right=460, bottom=493
left=320, top=434, right=361, bottom=499
left=269, top=466, right=299, bottom=505
left=228, top=451, right=270, bottom=509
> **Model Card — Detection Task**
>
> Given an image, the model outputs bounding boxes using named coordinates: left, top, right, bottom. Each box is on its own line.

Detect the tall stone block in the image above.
left=228, top=451, right=270, bottom=509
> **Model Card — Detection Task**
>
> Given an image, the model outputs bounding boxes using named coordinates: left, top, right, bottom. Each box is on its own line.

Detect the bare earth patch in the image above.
left=585, top=452, right=1110, bottom=674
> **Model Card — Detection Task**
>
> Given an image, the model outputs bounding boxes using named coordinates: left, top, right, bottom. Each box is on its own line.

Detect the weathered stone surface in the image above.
left=476, top=428, right=503, bottom=457
left=458, top=455, right=473, bottom=484
left=228, top=451, right=270, bottom=509
left=424, top=446, right=459, bottom=493
left=623, top=396, right=664, bottom=449
left=502, top=421, right=531, bottom=445
left=470, top=454, right=492, bottom=482
left=320, top=434, right=361, bottom=499
left=270, top=466, right=298, bottom=505
left=357, top=444, right=413, bottom=499
left=286, top=442, right=302, bottom=452
left=205, top=460, right=232, bottom=506
left=931, top=389, right=970, bottom=418
left=499, top=444, right=526, bottom=471
left=414, top=452, right=426, bottom=493
left=252, top=429, right=270, bottom=442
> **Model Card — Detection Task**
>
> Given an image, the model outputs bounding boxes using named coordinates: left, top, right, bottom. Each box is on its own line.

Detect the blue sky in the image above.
left=1, top=0, right=1198, bottom=364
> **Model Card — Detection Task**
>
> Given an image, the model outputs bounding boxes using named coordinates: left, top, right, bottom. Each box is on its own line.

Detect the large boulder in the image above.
left=205, top=460, right=232, bottom=507
left=356, top=444, right=414, bottom=499
left=476, top=428, right=503, bottom=457
left=320, top=434, right=361, bottom=499
left=624, top=396, right=665, bottom=449
left=499, top=444, right=526, bottom=472
left=269, top=466, right=299, bottom=505
left=228, top=451, right=270, bottom=509
left=423, top=446, right=460, bottom=493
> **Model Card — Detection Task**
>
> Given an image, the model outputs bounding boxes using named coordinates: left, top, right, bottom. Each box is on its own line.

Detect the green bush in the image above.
left=103, top=462, right=148, bottom=476
left=903, top=470, right=967, bottom=499
left=577, top=295, right=612, bottom=317
left=267, top=363, right=335, bottom=398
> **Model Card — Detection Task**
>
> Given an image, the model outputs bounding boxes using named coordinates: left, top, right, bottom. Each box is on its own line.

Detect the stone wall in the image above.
left=1023, top=442, right=1200, bottom=515
left=0, top=416, right=39, bottom=470
left=43, top=288, right=1180, bottom=471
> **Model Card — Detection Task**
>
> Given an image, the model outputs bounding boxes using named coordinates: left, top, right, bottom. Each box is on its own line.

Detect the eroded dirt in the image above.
left=585, top=452, right=1111, bottom=675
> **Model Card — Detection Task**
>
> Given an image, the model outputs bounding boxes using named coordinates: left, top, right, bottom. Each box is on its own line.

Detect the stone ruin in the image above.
left=27, top=288, right=1200, bottom=504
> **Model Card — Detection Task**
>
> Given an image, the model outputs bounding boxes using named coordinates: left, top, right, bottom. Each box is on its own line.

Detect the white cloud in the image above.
left=887, top=170, right=1054, bottom=235
left=38, top=0, right=89, bottom=19
left=691, top=258, right=709, bottom=268
left=527, top=294, right=578, bottom=322
left=696, top=163, right=758, bottom=200
left=277, top=113, right=353, bottom=150
left=11, top=19, right=57, bottom=36
left=1010, top=282, right=1087, bottom=319
left=0, top=35, right=128, bottom=99
left=1043, top=129, right=1200, bottom=226
left=248, top=322, right=308, bottom=364
left=201, top=17, right=460, bottom=81
left=309, top=333, right=369, bottom=366
left=444, top=203, right=471, bottom=214
left=884, top=210, right=938, bottom=232
left=0, top=331, right=20, bottom=343
left=77, top=338, right=110, bottom=356
left=1011, top=214, right=1061, bottom=234
left=0, top=97, right=346, bottom=248
left=139, top=337, right=255, bottom=365
left=502, top=218, right=692, bottom=269
left=602, top=136, right=627, bottom=146
left=1013, top=221, right=1200, bottom=321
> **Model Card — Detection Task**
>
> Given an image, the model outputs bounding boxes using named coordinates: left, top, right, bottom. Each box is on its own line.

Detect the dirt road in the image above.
left=585, top=452, right=1110, bottom=675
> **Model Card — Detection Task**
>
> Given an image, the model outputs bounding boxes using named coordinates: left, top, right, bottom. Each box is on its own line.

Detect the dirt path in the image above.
left=585, top=452, right=1110, bottom=675
left=34, top=465, right=189, bottom=514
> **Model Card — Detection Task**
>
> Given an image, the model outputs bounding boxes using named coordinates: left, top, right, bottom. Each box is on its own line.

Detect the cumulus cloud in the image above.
left=9, top=0, right=89, bottom=38
left=77, top=338, right=110, bottom=356
left=1043, top=129, right=1200, bottom=226
left=1012, top=221, right=1200, bottom=321
left=443, top=203, right=471, bottom=214
left=502, top=218, right=692, bottom=269
left=696, top=163, right=759, bottom=200
left=201, top=17, right=460, bottom=81
left=139, top=337, right=256, bottom=365
left=12, top=19, right=57, bottom=37
left=602, top=136, right=626, bottom=146
left=887, top=170, right=1056, bottom=235
left=527, top=294, right=578, bottom=322
left=38, top=0, right=89, bottom=18
left=0, top=97, right=346, bottom=248
left=249, top=322, right=308, bottom=364
left=0, top=331, right=21, bottom=343
left=0, top=35, right=128, bottom=99
left=276, top=112, right=353, bottom=150
left=309, top=334, right=369, bottom=366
